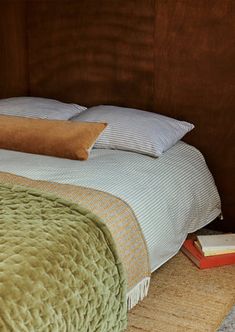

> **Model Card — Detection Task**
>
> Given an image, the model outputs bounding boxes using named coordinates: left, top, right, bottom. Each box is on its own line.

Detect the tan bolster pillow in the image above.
left=0, top=115, right=107, bottom=160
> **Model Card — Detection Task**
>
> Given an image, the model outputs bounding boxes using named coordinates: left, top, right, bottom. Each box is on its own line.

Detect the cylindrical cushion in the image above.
left=0, top=115, right=107, bottom=160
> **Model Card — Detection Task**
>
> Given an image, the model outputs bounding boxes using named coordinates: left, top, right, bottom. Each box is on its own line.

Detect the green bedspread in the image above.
left=0, top=183, right=127, bottom=331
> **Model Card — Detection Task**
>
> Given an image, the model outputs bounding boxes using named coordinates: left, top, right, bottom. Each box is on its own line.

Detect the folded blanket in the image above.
left=0, top=172, right=150, bottom=331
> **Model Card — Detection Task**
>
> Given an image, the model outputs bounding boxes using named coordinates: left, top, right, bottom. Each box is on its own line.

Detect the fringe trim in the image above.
left=126, top=277, right=151, bottom=310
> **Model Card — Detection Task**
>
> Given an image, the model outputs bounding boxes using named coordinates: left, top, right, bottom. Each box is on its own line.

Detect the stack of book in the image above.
left=181, top=233, right=235, bottom=269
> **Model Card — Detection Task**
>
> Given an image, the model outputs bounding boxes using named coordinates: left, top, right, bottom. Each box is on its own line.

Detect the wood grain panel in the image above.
left=27, top=0, right=155, bottom=110
left=1, top=0, right=234, bottom=231
left=0, top=0, right=28, bottom=98
left=154, top=0, right=235, bottom=231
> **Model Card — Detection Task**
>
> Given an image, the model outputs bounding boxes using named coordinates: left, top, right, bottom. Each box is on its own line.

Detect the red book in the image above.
left=181, top=239, right=235, bottom=269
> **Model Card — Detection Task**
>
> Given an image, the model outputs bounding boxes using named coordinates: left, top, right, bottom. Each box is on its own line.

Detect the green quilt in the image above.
left=0, top=183, right=127, bottom=331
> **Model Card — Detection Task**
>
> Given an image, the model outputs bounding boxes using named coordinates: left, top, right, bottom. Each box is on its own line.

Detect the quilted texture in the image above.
left=0, top=183, right=127, bottom=332
left=0, top=171, right=150, bottom=293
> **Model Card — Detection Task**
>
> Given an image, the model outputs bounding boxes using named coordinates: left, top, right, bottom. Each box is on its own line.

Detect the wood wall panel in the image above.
left=27, top=0, right=155, bottom=110
left=0, top=0, right=28, bottom=98
left=0, top=0, right=234, bottom=230
left=153, top=0, right=235, bottom=231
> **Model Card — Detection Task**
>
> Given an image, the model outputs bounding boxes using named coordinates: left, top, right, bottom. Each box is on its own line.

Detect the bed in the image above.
left=0, top=1, right=233, bottom=330
left=0, top=104, right=221, bottom=330
left=0, top=140, right=221, bottom=271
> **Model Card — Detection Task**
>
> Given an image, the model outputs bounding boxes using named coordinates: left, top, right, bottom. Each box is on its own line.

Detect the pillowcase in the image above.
left=0, top=115, right=107, bottom=160
left=71, top=105, right=194, bottom=157
left=0, top=97, right=86, bottom=120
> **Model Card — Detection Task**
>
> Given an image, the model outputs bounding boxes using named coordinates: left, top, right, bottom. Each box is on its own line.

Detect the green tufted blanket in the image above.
left=0, top=183, right=127, bottom=331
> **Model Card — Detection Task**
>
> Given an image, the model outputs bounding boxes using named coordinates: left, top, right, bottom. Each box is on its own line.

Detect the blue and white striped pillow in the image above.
left=0, top=97, right=86, bottom=120
left=72, top=105, right=194, bottom=157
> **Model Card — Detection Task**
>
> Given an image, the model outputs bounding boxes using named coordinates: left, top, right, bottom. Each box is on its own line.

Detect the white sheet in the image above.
left=0, top=141, right=221, bottom=272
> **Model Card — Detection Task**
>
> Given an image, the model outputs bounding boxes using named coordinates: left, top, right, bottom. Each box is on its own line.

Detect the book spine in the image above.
left=201, top=256, right=235, bottom=269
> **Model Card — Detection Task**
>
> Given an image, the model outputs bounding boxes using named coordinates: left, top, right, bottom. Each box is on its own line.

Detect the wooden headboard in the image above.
left=1, top=0, right=235, bottom=231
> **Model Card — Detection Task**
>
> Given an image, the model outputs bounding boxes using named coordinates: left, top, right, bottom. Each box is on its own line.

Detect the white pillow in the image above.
left=0, top=97, right=86, bottom=120
left=72, top=105, right=194, bottom=157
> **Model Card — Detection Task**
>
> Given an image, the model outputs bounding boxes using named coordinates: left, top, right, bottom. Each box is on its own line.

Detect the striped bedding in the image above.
left=0, top=141, right=221, bottom=271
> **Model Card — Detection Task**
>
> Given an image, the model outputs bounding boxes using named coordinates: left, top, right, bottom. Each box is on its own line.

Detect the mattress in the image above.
left=0, top=141, right=221, bottom=272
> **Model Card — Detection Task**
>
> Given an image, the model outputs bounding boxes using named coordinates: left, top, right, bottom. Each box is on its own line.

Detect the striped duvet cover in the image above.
left=0, top=141, right=221, bottom=272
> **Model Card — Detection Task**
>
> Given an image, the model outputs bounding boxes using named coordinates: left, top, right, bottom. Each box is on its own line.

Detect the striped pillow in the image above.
left=72, top=105, right=194, bottom=157
left=0, top=97, right=86, bottom=120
